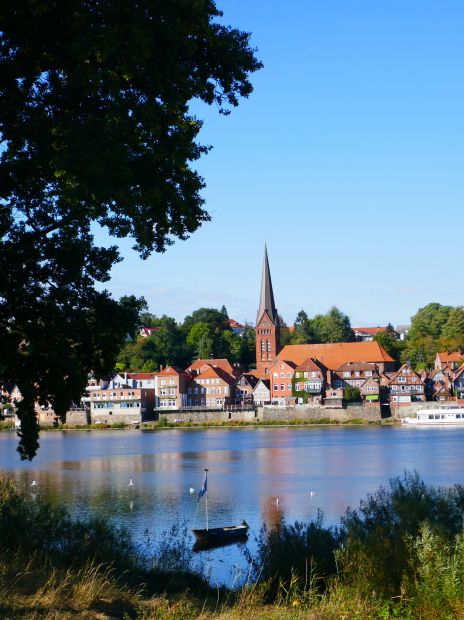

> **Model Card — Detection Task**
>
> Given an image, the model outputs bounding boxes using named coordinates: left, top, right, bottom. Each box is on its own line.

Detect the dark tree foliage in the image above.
left=182, top=307, right=230, bottom=334
left=343, top=385, right=361, bottom=403
left=0, top=0, right=261, bottom=459
left=401, top=303, right=464, bottom=369
left=289, top=306, right=355, bottom=345
left=374, top=329, right=404, bottom=363
left=117, top=311, right=256, bottom=371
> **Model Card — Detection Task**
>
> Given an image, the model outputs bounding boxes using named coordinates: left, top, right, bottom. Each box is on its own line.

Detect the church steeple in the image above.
left=255, top=245, right=280, bottom=374
left=257, top=244, right=277, bottom=324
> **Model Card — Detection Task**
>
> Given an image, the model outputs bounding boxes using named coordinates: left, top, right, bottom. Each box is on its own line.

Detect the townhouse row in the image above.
left=84, top=349, right=464, bottom=425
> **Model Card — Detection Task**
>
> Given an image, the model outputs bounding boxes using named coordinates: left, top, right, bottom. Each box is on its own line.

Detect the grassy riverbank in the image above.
left=1, top=417, right=395, bottom=433
left=2, top=472, right=464, bottom=618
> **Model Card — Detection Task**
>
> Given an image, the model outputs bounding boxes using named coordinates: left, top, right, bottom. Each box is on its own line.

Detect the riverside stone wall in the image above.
left=38, top=403, right=385, bottom=428
left=159, top=409, right=258, bottom=423
left=391, top=401, right=457, bottom=420
left=37, top=409, right=89, bottom=427
left=259, top=403, right=382, bottom=422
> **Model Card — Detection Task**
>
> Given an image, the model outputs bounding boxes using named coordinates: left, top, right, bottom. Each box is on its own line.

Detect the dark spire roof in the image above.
left=257, top=244, right=278, bottom=324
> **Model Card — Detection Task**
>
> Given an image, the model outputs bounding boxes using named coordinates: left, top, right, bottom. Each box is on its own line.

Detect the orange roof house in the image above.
left=353, top=326, right=388, bottom=342
left=435, top=351, right=464, bottom=371
left=186, top=358, right=243, bottom=377
left=187, top=363, right=236, bottom=408
left=277, top=342, right=395, bottom=372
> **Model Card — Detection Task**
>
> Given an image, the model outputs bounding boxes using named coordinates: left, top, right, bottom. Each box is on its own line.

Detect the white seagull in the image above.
left=31, top=480, right=37, bottom=487
left=128, top=478, right=134, bottom=487
left=189, top=487, right=195, bottom=494
left=310, top=491, right=317, bottom=497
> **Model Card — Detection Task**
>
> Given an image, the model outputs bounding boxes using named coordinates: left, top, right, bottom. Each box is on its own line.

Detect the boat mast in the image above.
left=204, top=468, right=209, bottom=531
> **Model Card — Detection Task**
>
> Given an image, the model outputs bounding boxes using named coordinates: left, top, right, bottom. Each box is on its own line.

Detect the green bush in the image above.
left=251, top=510, right=341, bottom=600
left=339, top=471, right=464, bottom=598
left=344, top=385, right=362, bottom=402
left=0, top=473, right=134, bottom=574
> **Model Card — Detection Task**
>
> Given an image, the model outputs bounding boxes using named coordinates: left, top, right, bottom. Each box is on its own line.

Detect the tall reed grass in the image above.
left=2, top=471, right=464, bottom=618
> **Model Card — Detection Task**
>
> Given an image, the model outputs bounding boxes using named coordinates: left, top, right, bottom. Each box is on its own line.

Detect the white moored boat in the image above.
left=403, top=405, right=464, bottom=425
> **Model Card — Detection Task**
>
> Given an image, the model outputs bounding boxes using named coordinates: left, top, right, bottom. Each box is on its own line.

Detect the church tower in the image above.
left=255, top=245, right=280, bottom=374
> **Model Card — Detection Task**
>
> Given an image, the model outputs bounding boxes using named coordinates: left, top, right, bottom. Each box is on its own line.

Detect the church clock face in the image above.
left=261, top=321, right=268, bottom=327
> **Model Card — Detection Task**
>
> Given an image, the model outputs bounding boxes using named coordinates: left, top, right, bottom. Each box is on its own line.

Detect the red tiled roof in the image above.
left=295, top=357, right=327, bottom=372
left=186, top=358, right=242, bottom=376
left=270, top=359, right=298, bottom=371
left=438, top=351, right=464, bottom=363
left=126, top=372, right=157, bottom=380
left=245, top=370, right=269, bottom=380
left=192, top=364, right=235, bottom=384
left=155, top=365, right=186, bottom=376
left=387, top=363, right=422, bottom=385
left=353, top=326, right=387, bottom=335
left=228, top=319, right=244, bottom=329
left=278, top=342, right=394, bottom=370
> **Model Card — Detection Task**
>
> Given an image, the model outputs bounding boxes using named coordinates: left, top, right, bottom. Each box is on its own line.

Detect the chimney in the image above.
left=160, top=365, right=163, bottom=371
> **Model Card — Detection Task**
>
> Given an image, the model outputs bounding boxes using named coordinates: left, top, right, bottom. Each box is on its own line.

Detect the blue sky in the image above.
left=102, top=1, right=464, bottom=328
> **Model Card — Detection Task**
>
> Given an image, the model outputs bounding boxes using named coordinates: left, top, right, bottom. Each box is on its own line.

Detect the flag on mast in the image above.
left=198, top=469, right=208, bottom=501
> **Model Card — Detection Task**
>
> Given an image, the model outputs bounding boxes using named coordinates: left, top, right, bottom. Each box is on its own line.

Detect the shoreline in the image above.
left=1, top=417, right=398, bottom=433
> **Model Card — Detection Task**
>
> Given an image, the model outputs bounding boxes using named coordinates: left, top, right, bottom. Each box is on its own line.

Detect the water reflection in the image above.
left=2, top=426, right=464, bottom=584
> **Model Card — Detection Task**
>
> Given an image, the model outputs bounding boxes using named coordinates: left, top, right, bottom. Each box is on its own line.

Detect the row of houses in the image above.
left=3, top=347, right=464, bottom=427
left=81, top=342, right=464, bottom=424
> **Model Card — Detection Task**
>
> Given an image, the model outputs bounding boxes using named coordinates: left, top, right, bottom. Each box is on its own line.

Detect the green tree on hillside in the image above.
left=408, top=303, right=453, bottom=341
left=0, top=0, right=261, bottom=459
left=374, top=329, right=404, bottom=363
left=402, top=303, right=464, bottom=369
left=310, top=307, right=355, bottom=343
left=182, top=308, right=230, bottom=334
left=116, top=315, right=189, bottom=371
left=441, top=307, right=464, bottom=344
left=186, top=322, right=215, bottom=359
left=292, top=310, right=314, bottom=343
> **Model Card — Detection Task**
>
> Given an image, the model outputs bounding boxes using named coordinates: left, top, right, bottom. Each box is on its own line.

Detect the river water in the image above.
left=1, top=425, right=464, bottom=585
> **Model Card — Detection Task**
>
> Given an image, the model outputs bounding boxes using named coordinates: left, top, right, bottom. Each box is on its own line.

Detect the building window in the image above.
left=281, top=384, right=285, bottom=391
left=274, top=384, right=278, bottom=391
left=288, top=384, right=292, bottom=391
left=280, top=373, right=284, bottom=378
left=267, top=341, right=271, bottom=352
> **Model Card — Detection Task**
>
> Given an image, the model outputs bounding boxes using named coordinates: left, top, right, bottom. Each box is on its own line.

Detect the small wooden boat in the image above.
left=192, top=468, right=249, bottom=550
left=192, top=522, right=249, bottom=544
